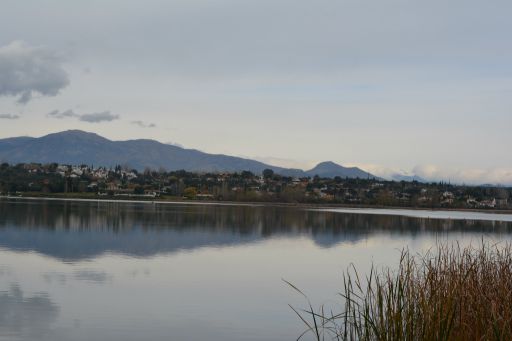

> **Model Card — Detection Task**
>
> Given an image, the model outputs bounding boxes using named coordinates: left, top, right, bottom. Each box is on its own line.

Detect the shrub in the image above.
left=288, top=242, right=512, bottom=340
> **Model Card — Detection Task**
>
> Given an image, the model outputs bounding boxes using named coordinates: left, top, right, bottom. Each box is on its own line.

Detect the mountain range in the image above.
left=0, top=130, right=378, bottom=178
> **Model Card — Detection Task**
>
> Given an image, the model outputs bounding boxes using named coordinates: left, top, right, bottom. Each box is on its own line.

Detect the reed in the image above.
left=287, top=242, right=512, bottom=340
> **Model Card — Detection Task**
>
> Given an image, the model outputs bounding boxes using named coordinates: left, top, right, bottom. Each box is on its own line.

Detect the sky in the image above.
left=0, top=0, right=511, bottom=184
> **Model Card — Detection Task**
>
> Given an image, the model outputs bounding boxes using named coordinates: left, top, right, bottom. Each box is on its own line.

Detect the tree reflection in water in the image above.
left=0, top=199, right=511, bottom=261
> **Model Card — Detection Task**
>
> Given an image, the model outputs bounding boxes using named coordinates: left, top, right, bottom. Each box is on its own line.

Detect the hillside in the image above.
left=0, top=130, right=377, bottom=178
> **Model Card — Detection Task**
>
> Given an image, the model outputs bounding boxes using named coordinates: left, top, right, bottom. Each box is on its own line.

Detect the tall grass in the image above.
left=287, top=242, right=512, bottom=340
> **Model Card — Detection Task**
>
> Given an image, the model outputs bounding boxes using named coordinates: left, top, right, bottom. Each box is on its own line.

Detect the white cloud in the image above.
left=349, top=162, right=512, bottom=185
left=412, top=165, right=512, bottom=185
left=165, top=141, right=184, bottom=148
left=0, top=41, right=69, bottom=103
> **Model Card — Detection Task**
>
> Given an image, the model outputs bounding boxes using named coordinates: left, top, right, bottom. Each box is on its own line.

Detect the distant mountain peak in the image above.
left=307, top=161, right=377, bottom=179
left=0, top=130, right=378, bottom=178
left=43, top=129, right=110, bottom=141
left=314, top=161, right=338, bottom=167
left=310, top=161, right=359, bottom=170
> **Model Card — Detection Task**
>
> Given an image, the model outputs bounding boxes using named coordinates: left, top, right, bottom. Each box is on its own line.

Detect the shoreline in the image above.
left=2, top=194, right=512, bottom=215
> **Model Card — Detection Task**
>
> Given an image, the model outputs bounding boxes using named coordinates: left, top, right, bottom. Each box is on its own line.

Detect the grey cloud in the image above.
left=0, top=114, right=19, bottom=119
left=79, top=111, right=119, bottom=123
left=0, top=41, right=69, bottom=104
left=16, top=0, right=505, bottom=80
left=47, top=109, right=77, bottom=119
left=131, top=120, right=156, bottom=128
left=47, top=109, right=119, bottom=123
left=0, top=0, right=511, bottom=177
left=18, top=91, right=32, bottom=104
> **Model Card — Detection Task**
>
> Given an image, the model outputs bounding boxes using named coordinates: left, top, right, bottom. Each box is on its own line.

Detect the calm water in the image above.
left=1, top=199, right=512, bottom=341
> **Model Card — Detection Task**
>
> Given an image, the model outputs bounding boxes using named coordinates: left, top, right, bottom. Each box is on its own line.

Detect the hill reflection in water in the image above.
left=1, top=199, right=511, bottom=261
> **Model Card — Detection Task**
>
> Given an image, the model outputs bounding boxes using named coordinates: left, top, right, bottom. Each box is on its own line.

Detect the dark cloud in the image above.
left=0, top=114, right=19, bottom=120
left=131, top=120, right=156, bottom=128
left=0, top=41, right=69, bottom=104
left=47, top=109, right=119, bottom=123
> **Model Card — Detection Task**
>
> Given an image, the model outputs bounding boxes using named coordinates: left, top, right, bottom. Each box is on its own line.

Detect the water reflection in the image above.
left=41, top=272, right=67, bottom=285
left=1, top=199, right=511, bottom=261
left=1, top=199, right=512, bottom=341
left=41, top=270, right=111, bottom=285
left=73, top=270, right=110, bottom=284
left=0, top=285, right=59, bottom=340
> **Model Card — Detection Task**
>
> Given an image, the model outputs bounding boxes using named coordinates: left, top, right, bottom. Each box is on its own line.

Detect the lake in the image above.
left=1, top=199, right=512, bottom=341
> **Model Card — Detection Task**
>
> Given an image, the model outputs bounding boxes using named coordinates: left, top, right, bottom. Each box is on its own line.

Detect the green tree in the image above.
left=183, top=187, right=197, bottom=199
left=133, top=186, right=144, bottom=195
left=263, top=169, right=274, bottom=179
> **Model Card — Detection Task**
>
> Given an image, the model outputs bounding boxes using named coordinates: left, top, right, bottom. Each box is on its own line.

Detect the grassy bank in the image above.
left=288, top=242, right=512, bottom=340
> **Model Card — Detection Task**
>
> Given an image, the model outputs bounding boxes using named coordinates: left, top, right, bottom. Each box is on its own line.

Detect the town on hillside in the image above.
left=0, top=162, right=509, bottom=209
